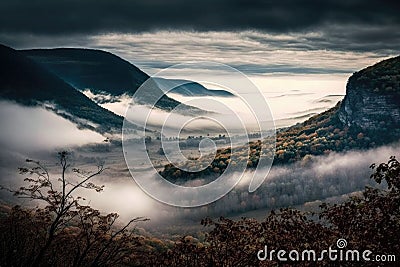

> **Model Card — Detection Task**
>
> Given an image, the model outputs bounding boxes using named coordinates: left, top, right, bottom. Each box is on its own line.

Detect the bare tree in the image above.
left=1, top=151, right=147, bottom=266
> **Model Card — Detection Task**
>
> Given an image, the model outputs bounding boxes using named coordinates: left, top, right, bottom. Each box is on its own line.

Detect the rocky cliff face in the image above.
left=339, top=56, right=400, bottom=132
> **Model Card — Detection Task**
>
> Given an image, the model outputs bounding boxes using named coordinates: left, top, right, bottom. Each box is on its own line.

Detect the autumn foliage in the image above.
left=0, top=152, right=147, bottom=266
left=1, top=154, right=399, bottom=266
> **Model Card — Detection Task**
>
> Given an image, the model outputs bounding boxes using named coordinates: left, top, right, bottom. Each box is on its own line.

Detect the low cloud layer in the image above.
left=1, top=134, right=399, bottom=229
left=43, top=143, right=400, bottom=223
left=167, top=142, right=400, bottom=221
left=0, top=101, right=104, bottom=152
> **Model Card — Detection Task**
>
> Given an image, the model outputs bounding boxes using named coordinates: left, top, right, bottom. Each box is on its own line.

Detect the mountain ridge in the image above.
left=0, top=44, right=124, bottom=133
left=154, top=78, right=234, bottom=97
left=159, top=55, right=400, bottom=181
left=21, top=48, right=184, bottom=112
left=21, top=48, right=232, bottom=110
left=21, top=48, right=148, bottom=96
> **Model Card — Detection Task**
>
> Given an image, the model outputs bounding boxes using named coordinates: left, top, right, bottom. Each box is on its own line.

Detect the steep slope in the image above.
left=159, top=55, right=400, bottom=181
left=154, top=78, right=234, bottom=97
left=245, top=55, right=400, bottom=165
left=21, top=49, right=209, bottom=112
left=21, top=48, right=148, bottom=96
left=0, top=44, right=123, bottom=133
left=339, top=56, right=400, bottom=131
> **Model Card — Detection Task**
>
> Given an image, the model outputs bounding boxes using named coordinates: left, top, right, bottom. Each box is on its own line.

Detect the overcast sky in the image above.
left=1, top=0, right=399, bottom=76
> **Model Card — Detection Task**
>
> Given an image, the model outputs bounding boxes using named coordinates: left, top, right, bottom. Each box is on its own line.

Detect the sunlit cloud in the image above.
left=2, top=30, right=396, bottom=78
left=88, top=31, right=393, bottom=76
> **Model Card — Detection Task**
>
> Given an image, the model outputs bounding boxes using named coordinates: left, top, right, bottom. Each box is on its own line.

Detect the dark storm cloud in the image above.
left=1, top=0, right=399, bottom=76
left=1, top=0, right=399, bottom=35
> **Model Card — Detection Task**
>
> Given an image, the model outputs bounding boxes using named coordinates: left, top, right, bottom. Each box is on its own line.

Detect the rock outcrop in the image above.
left=339, top=56, right=400, bottom=132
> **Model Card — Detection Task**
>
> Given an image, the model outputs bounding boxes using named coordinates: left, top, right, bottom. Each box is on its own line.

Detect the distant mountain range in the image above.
left=154, top=78, right=234, bottom=97
left=0, top=44, right=235, bottom=134
left=19, top=48, right=187, bottom=112
left=21, top=48, right=148, bottom=97
left=0, top=44, right=123, bottom=133
left=21, top=48, right=233, bottom=101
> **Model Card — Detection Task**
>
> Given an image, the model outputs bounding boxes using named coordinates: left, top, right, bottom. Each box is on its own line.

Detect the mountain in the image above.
left=154, top=78, right=234, bottom=97
left=264, top=55, right=400, bottom=164
left=264, top=55, right=400, bottom=165
left=339, top=56, right=400, bottom=131
left=21, top=48, right=207, bottom=112
left=0, top=44, right=124, bottom=133
left=159, top=55, right=400, bottom=181
left=21, top=48, right=148, bottom=96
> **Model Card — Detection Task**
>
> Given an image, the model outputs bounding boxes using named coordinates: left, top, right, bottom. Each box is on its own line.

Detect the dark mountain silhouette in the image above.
left=21, top=48, right=181, bottom=111
left=21, top=48, right=226, bottom=111
left=21, top=48, right=148, bottom=96
left=0, top=44, right=124, bottom=133
left=154, top=78, right=234, bottom=97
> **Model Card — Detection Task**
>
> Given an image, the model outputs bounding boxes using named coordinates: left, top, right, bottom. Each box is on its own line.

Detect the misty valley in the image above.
left=1, top=25, right=400, bottom=266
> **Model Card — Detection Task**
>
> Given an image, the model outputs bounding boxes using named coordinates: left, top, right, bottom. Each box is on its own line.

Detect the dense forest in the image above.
left=1, top=152, right=399, bottom=266
left=160, top=101, right=394, bottom=182
left=159, top=55, right=400, bottom=183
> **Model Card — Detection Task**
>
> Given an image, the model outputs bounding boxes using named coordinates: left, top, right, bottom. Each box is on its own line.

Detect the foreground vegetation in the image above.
left=1, top=153, right=399, bottom=266
left=153, top=156, right=400, bottom=266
